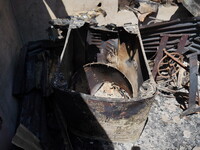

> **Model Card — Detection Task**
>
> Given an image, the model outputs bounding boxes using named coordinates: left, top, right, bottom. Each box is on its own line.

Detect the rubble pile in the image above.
left=135, top=94, right=200, bottom=150
left=12, top=0, right=200, bottom=150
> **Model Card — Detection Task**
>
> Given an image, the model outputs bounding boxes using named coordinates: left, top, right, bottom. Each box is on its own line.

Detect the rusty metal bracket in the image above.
left=153, top=34, right=190, bottom=79
left=157, top=51, right=184, bottom=78
left=176, top=34, right=189, bottom=54
left=181, top=52, right=200, bottom=117
left=152, top=35, right=169, bottom=79
left=163, top=49, right=187, bottom=69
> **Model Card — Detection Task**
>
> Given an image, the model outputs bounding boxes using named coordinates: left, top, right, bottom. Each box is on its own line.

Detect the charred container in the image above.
left=53, top=24, right=156, bottom=144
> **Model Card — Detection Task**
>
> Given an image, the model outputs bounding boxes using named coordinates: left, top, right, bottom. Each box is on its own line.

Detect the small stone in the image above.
left=135, top=94, right=200, bottom=149
left=161, top=114, right=170, bottom=122
left=165, top=103, right=177, bottom=112
left=172, top=116, right=181, bottom=124
left=183, top=130, right=191, bottom=138
left=193, top=146, right=200, bottom=150
left=173, top=141, right=179, bottom=147
left=180, top=146, right=185, bottom=150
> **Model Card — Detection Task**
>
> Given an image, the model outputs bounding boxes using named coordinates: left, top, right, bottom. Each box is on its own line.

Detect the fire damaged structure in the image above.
left=52, top=19, right=156, bottom=148
left=12, top=15, right=156, bottom=149
left=10, top=1, right=200, bottom=149
left=140, top=17, right=200, bottom=117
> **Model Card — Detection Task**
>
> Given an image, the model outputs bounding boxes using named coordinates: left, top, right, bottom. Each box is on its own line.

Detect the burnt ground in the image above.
left=65, top=70, right=200, bottom=150
left=134, top=94, right=200, bottom=150
left=93, top=93, right=200, bottom=150
left=110, top=93, right=200, bottom=150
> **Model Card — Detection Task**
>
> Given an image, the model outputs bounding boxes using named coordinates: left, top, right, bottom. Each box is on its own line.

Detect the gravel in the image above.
left=134, top=94, right=200, bottom=150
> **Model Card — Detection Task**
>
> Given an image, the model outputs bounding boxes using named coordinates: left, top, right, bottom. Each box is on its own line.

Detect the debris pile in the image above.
left=12, top=0, right=200, bottom=150
left=140, top=17, right=200, bottom=117
left=93, top=82, right=131, bottom=99
left=135, top=94, right=200, bottom=150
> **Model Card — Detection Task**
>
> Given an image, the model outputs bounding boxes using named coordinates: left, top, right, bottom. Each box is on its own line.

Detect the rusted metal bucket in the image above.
left=52, top=24, right=156, bottom=145
left=55, top=89, right=155, bottom=143
left=54, top=63, right=156, bottom=143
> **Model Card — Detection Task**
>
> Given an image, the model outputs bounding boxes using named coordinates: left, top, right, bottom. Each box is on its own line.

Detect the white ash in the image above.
left=93, top=82, right=131, bottom=99
left=134, top=94, right=200, bottom=150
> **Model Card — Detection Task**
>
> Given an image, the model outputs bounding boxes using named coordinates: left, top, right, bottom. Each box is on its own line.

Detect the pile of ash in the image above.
left=135, top=94, right=200, bottom=150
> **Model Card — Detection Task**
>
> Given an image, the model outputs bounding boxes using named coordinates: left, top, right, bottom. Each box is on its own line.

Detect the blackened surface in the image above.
left=86, top=28, right=118, bottom=63
left=54, top=88, right=154, bottom=143
left=70, top=63, right=133, bottom=97
left=140, top=17, right=200, bottom=58
left=12, top=40, right=66, bottom=150
left=69, top=130, right=114, bottom=150
left=0, top=116, right=2, bottom=130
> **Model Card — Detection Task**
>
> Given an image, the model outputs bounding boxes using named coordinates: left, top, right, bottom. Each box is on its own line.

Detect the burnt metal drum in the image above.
left=70, top=63, right=133, bottom=99
left=54, top=63, right=156, bottom=143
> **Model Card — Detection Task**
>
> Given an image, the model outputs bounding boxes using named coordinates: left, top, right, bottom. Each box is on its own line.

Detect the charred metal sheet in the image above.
left=179, top=0, right=200, bottom=17
left=87, top=29, right=118, bottom=63
left=54, top=104, right=73, bottom=150
left=140, top=17, right=200, bottom=56
left=12, top=124, right=42, bottom=150
left=177, top=34, right=189, bottom=54
left=152, top=35, right=169, bottom=79
left=180, top=53, right=200, bottom=117
left=70, top=63, right=133, bottom=98
left=0, top=116, right=2, bottom=130
left=13, top=41, right=69, bottom=150
left=86, top=26, right=152, bottom=97
left=188, top=53, right=198, bottom=106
